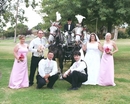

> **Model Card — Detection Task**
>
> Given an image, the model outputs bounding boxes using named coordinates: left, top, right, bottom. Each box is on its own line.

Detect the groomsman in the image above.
left=29, top=30, right=48, bottom=86
left=63, top=51, right=88, bottom=90
left=36, top=51, right=59, bottom=89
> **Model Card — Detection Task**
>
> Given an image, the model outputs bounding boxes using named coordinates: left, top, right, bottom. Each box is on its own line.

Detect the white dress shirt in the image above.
left=38, top=58, right=58, bottom=77
left=65, top=59, right=86, bottom=75
left=68, top=24, right=70, bottom=31
left=29, top=37, right=48, bottom=57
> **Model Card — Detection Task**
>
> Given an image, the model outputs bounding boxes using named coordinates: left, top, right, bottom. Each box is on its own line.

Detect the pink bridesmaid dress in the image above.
left=9, top=45, right=29, bottom=89
left=98, top=43, right=116, bottom=86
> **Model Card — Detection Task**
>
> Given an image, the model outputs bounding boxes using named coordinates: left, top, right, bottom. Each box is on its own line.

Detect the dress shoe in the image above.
left=47, top=86, right=53, bottom=89
left=36, top=86, right=40, bottom=89
left=77, top=83, right=82, bottom=88
left=29, top=84, right=33, bottom=87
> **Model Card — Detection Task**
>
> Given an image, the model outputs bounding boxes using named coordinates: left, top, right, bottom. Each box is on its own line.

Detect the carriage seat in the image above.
left=63, top=44, right=74, bottom=63
left=68, top=41, right=75, bottom=46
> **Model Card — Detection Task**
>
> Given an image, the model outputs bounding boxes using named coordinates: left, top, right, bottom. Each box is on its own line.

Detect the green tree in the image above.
left=3, top=27, right=14, bottom=38
left=3, top=23, right=29, bottom=38
left=16, top=23, right=28, bottom=35
left=0, top=0, right=38, bottom=41
left=125, top=26, right=130, bottom=37
left=39, top=0, right=130, bottom=33
left=33, top=22, right=44, bottom=30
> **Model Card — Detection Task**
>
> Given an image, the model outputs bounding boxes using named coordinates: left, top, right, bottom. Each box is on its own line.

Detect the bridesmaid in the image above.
left=8, top=35, right=29, bottom=89
left=98, top=33, right=118, bottom=86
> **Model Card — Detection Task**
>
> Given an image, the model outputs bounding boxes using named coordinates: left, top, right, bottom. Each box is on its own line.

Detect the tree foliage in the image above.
left=0, top=0, right=38, bottom=31
left=1, top=0, right=130, bottom=35
left=125, top=26, right=130, bottom=37
left=33, top=22, right=44, bottom=30
left=39, top=0, right=130, bottom=32
left=2, top=23, right=31, bottom=37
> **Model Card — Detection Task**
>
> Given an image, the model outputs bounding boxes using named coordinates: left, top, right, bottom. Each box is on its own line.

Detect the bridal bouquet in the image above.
left=105, top=47, right=111, bottom=54
left=18, top=53, right=24, bottom=62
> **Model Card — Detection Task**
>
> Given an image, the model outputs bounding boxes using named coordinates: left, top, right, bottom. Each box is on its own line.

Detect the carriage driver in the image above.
left=64, top=18, right=75, bottom=44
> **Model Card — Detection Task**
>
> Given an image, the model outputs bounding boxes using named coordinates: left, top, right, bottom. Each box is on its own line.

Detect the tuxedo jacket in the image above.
left=64, top=23, right=75, bottom=32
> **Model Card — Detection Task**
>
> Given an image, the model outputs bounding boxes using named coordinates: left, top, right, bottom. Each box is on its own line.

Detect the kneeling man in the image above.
left=63, top=51, right=88, bottom=90
left=36, top=51, right=59, bottom=89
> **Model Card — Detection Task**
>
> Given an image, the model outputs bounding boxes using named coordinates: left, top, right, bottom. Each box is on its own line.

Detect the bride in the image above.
left=82, top=33, right=102, bottom=85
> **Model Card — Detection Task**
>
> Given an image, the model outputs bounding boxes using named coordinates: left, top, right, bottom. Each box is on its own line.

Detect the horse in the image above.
left=71, top=23, right=91, bottom=45
left=48, top=41, right=64, bottom=74
left=63, top=24, right=88, bottom=66
left=48, top=21, right=64, bottom=44
left=64, top=31, right=75, bottom=45
left=48, top=22, right=65, bottom=77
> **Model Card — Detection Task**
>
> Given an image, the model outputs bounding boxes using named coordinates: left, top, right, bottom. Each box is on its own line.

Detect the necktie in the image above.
left=40, top=39, right=42, bottom=44
left=48, top=60, right=51, bottom=67
left=76, top=62, right=78, bottom=68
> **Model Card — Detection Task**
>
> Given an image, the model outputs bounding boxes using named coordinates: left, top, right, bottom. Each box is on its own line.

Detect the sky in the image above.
left=21, top=0, right=43, bottom=29
left=23, top=6, right=43, bottom=29
left=4, top=0, right=43, bottom=30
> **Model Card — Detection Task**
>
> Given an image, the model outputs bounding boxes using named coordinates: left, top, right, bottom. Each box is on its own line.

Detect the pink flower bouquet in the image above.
left=105, top=47, right=111, bottom=54
left=19, top=54, right=24, bottom=61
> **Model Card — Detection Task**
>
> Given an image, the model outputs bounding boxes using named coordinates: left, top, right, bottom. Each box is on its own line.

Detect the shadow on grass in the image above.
left=115, top=78, right=130, bottom=83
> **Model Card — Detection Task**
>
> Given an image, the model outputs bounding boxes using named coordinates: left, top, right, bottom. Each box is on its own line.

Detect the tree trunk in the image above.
left=14, top=0, right=19, bottom=43
left=113, top=26, right=119, bottom=41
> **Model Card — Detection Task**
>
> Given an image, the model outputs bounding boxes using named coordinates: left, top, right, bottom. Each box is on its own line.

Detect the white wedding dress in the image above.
left=82, top=42, right=101, bottom=85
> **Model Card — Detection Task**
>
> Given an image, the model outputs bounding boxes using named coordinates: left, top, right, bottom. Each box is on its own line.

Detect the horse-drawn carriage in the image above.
left=47, top=21, right=84, bottom=73
left=47, top=13, right=88, bottom=78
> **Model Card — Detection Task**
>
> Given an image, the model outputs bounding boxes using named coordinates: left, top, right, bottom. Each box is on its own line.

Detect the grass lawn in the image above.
left=0, top=38, right=130, bottom=104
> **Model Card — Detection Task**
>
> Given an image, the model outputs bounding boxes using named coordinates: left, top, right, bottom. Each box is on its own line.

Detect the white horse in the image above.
left=48, top=21, right=63, bottom=44
left=73, top=25, right=83, bottom=42
left=64, top=31, right=75, bottom=44
left=72, top=24, right=89, bottom=44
